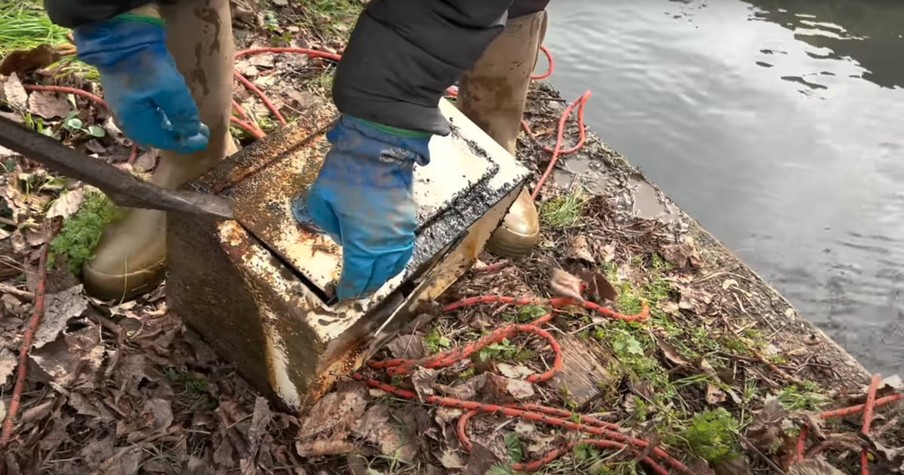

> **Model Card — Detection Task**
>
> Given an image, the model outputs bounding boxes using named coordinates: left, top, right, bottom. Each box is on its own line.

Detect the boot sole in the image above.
left=486, top=227, right=540, bottom=258
left=83, top=257, right=166, bottom=302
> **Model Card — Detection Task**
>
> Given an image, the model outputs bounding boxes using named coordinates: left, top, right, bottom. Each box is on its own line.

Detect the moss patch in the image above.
left=673, top=408, right=742, bottom=465
left=49, top=191, right=123, bottom=276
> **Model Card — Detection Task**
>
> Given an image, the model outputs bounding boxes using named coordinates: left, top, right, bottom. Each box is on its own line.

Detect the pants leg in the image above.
left=156, top=0, right=236, bottom=186
left=456, top=10, right=548, bottom=258
left=457, top=10, right=548, bottom=156
left=82, top=0, right=236, bottom=301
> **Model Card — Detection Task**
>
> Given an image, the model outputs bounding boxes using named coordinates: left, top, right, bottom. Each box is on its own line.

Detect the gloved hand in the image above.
left=292, top=115, right=431, bottom=301
left=73, top=12, right=209, bottom=153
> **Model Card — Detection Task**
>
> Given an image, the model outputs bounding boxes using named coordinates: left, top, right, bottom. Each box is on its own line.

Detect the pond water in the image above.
left=544, top=0, right=904, bottom=375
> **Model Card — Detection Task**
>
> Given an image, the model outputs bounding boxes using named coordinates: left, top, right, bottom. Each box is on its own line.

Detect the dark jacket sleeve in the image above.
left=332, top=0, right=517, bottom=136
left=43, top=0, right=152, bottom=28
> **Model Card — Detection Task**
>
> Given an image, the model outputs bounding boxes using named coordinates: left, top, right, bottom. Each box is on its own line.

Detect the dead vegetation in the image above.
left=1, top=0, right=902, bottom=474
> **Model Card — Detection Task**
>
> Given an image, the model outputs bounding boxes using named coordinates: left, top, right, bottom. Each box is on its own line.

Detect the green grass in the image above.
left=777, top=383, right=829, bottom=411
left=487, top=441, right=642, bottom=475
left=424, top=326, right=451, bottom=353
left=294, top=0, right=361, bottom=37
left=0, top=1, right=69, bottom=55
left=0, top=1, right=101, bottom=85
left=540, top=191, right=586, bottom=229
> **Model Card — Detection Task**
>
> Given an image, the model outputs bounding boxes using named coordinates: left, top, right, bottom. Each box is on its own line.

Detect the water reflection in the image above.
left=746, top=0, right=904, bottom=90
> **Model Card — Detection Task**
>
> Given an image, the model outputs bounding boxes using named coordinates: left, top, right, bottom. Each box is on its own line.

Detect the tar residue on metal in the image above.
left=408, top=123, right=521, bottom=270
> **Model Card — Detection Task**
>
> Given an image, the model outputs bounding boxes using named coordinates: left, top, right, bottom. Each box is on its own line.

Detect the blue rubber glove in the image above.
left=292, top=115, right=431, bottom=301
left=73, top=14, right=209, bottom=153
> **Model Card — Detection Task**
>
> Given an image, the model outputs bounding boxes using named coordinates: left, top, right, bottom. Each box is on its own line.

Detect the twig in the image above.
left=86, top=311, right=124, bottom=336
left=754, top=350, right=805, bottom=386
left=529, top=95, right=568, bottom=103
left=0, top=216, right=16, bottom=227
left=738, top=432, right=786, bottom=474
left=0, top=224, right=53, bottom=450
left=0, top=283, right=34, bottom=302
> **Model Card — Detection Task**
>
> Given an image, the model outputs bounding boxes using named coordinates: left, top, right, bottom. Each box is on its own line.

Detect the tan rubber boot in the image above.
left=82, top=0, right=236, bottom=301
left=457, top=10, right=548, bottom=258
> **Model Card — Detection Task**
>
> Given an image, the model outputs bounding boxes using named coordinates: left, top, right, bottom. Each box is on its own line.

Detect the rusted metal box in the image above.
left=166, top=100, right=530, bottom=411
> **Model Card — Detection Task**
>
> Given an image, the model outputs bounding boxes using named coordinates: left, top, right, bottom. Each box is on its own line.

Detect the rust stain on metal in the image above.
left=168, top=98, right=532, bottom=412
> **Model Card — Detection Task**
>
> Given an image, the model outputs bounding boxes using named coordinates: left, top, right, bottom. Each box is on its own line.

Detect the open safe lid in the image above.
left=224, top=100, right=515, bottom=303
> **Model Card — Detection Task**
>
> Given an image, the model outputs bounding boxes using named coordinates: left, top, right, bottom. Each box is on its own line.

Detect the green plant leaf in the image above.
left=86, top=125, right=105, bottom=137
left=66, top=117, right=83, bottom=130
left=505, top=433, right=524, bottom=463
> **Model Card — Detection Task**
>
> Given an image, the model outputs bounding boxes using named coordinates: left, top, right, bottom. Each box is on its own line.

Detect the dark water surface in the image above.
left=544, top=0, right=904, bottom=375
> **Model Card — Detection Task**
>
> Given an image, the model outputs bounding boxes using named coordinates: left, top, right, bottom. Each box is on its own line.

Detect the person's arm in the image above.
left=332, top=0, right=515, bottom=137
left=43, top=1, right=209, bottom=154
left=43, top=0, right=154, bottom=28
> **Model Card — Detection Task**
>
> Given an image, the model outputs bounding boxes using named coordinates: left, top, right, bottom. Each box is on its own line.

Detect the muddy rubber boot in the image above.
left=457, top=10, right=548, bottom=258
left=82, top=0, right=236, bottom=301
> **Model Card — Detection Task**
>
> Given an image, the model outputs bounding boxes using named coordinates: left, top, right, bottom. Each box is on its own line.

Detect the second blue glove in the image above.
left=293, top=115, right=431, bottom=301
left=74, top=14, right=209, bottom=154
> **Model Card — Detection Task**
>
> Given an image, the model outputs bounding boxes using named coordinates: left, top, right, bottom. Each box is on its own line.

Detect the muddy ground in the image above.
left=1, top=1, right=902, bottom=474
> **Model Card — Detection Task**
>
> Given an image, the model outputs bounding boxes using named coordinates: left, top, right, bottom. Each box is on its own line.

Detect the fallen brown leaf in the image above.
left=23, top=227, right=46, bottom=247
left=0, top=44, right=59, bottom=76
left=496, top=362, right=534, bottom=379
left=686, top=457, right=717, bottom=475
left=214, top=432, right=236, bottom=467
left=124, top=398, right=173, bottom=442
left=10, top=230, right=27, bottom=253
left=354, top=404, right=417, bottom=462
left=600, top=243, right=616, bottom=263
left=133, top=149, right=159, bottom=173
left=46, top=188, right=85, bottom=220
left=0, top=348, right=15, bottom=385
left=656, top=337, right=690, bottom=367
left=549, top=268, right=584, bottom=301
left=676, top=284, right=713, bottom=314
left=78, top=436, right=115, bottom=470
left=21, top=399, right=53, bottom=424
left=578, top=269, right=618, bottom=302
left=241, top=397, right=274, bottom=474
left=411, top=367, right=439, bottom=401
left=27, top=90, right=71, bottom=119
left=97, top=445, right=144, bottom=475
left=297, top=381, right=367, bottom=439
left=445, top=374, right=486, bottom=401
left=661, top=236, right=703, bottom=270
left=440, top=449, right=466, bottom=469
left=33, top=284, right=88, bottom=349
left=30, top=322, right=104, bottom=389
left=706, top=383, right=727, bottom=405
left=386, top=334, right=427, bottom=360
left=482, top=373, right=535, bottom=403
left=745, top=396, right=792, bottom=454
left=567, top=234, right=595, bottom=263
left=2, top=293, right=27, bottom=316
left=435, top=406, right=463, bottom=426
left=2, top=73, right=28, bottom=111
